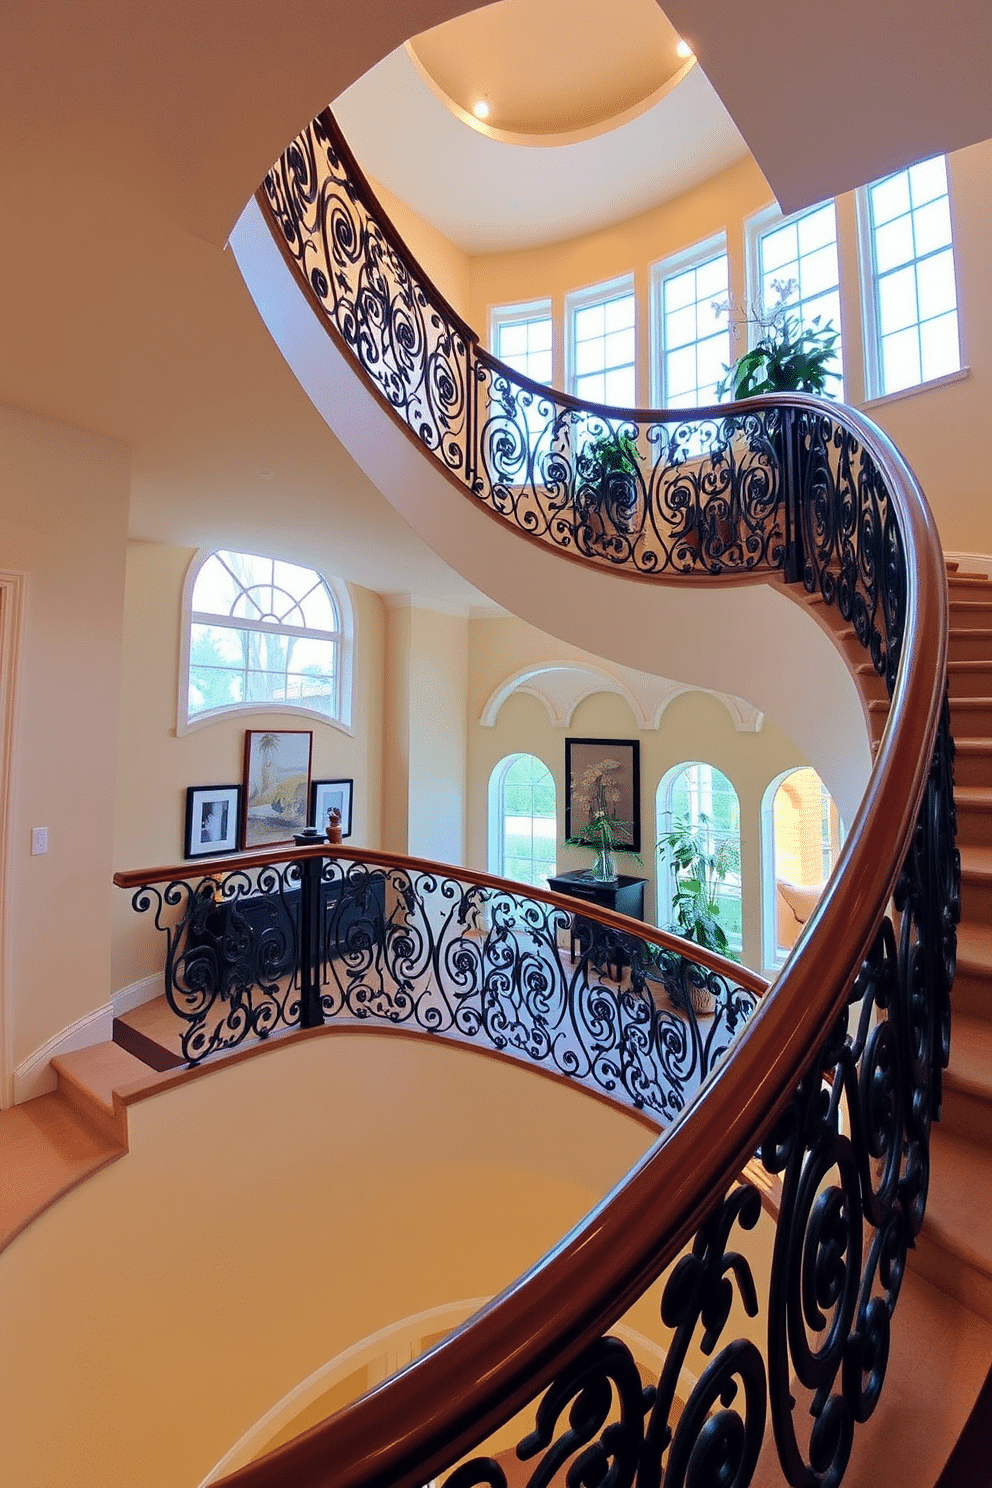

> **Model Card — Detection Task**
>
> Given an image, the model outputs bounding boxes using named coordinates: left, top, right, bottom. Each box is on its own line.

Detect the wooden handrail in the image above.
left=203, top=117, right=954, bottom=1488
left=114, top=842, right=766, bottom=996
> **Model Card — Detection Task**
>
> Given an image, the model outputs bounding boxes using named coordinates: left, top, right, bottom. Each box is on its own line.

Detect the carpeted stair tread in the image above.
left=925, top=1128, right=992, bottom=1285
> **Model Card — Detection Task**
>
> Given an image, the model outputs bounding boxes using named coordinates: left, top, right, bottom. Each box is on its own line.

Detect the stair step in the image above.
left=954, top=738, right=992, bottom=789
left=950, top=698, right=992, bottom=742
left=949, top=599, right=992, bottom=630
left=954, top=784, right=992, bottom=847
left=948, top=660, right=992, bottom=699
left=840, top=1271, right=992, bottom=1488
left=949, top=628, right=992, bottom=663
left=914, top=1128, right=992, bottom=1324
left=0, top=1092, right=125, bottom=1254
left=947, top=571, right=992, bottom=594
left=51, top=1042, right=152, bottom=1147
left=113, top=996, right=186, bottom=1072
left=942, top=1013, right=992, bottom=1145
left=953, top=922, right=992, bottom=1020
left=960, top=844, right=992, bottom=924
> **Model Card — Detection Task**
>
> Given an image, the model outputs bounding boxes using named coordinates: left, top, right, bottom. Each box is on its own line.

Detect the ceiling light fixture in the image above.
left=472, top=97, right=491, bottom=120
left=675, top=38, right=693, bottom=59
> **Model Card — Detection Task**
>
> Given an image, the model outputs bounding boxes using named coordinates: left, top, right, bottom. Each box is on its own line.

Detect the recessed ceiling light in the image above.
left=472, top=98, right=491, bottom=120
left=676, top=38, right=693, bottom=59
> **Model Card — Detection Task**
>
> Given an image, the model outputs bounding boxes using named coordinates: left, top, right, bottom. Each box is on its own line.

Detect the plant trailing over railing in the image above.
left=215, top=105, right=962, bottom=1488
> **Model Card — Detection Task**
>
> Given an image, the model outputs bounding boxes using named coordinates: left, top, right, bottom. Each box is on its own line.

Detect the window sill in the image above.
left=861, top=365, right=969, bottom=412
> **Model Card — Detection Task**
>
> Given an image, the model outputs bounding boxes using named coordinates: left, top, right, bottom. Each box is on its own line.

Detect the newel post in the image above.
left=293, top=839, right=325, bottom=1029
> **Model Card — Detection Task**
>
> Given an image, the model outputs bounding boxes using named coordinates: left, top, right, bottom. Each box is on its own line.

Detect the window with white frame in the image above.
left=652, top=238, right=730, bottom=408
left=184, top=550, right=350, bottom=728
left=567, top=277, right=636, bottom=406
left=761, top=766, right=842, bottom=967
left=489, top=753, right=557, bottom=889
left=749, top=200, right=844, bottom=397
left=860, top=154, right=961, bottom=398
left=656, top=762, right=742, bottom=953
left=490, top=300, right=553, bottom=385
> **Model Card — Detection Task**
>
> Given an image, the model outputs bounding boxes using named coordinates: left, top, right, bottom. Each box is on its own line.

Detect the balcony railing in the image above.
left=178, top=105, right=967, bottom=1487
left=115, top=846, right=762, bottom=1123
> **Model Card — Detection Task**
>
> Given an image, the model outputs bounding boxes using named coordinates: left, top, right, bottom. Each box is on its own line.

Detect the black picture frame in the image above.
left=184, top=784, right=242, bottom=859
left=565, top=738, right=641, bottom=851
left=310, top=778, right=354, bottom=839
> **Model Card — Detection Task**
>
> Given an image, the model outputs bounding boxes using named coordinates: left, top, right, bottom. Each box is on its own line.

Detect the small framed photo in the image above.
left=311, top=778, right=354, bottom=839
left=242, top=730, right=313, bottom=848
left=184, top=784, right=242, bottom=859
left=565, top=737, right=641, bottom=851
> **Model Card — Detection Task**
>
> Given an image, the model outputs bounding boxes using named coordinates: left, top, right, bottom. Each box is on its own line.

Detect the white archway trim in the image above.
left=480, top=662, right=764, bottom=734
left=0, top=572, right=24, bottom=1107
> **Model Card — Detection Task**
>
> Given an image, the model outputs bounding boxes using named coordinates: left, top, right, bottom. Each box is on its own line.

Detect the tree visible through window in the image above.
left=490, top=753, right=557, bottom=889
left=187, top=551, right=343, bottom=722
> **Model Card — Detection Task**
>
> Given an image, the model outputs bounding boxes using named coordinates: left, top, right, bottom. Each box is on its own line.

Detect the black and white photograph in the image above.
left=184, top=784, right=242, bottom=858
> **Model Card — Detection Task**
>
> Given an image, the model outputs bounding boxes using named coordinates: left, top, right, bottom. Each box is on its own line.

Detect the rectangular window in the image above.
left=749, top=200, right=844, bottom=398
left=490, top=300, right=552, bottom=385
left=652, top=238, right=729, bottom=408
left=860, top=154, right=961, bottom=398
left=567, top=277, right=636, bottom=407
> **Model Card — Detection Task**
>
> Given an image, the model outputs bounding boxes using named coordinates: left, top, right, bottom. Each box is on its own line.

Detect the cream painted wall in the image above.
left=465, top=138, right=992, bottom=557
left=0, top=1031, right=656, bottom=1488
left=467, top=155, right=771, bottom=394
left=0, top=404, right=129, bottom=1085
left=384, top=603, right=468, bottom=864
left=466, top=615, right=810, bottom=973
left=111, top=541, right=386, bottom=993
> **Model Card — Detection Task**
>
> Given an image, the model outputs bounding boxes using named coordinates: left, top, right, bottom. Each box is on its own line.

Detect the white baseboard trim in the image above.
left=12, top=974, right=163, bottom=1104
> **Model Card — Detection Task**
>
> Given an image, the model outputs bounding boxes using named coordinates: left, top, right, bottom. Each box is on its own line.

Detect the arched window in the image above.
left=181, top=550, right=351, bottom=730
left=762, top=767, right=842, bottom=966
left=488, top=754, right=557, bottom=889
left=656, top=762, right=742, bottom=954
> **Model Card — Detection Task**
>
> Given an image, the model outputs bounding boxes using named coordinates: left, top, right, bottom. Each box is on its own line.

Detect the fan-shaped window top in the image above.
left=184, top=550, right=350, bottom=727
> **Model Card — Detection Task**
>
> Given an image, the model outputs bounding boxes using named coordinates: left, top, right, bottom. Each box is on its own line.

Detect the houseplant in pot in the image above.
left=574, top=428, right=643, bottom=534
left=655, top=812, right=740, bottom=1012
left=716, top=280, right=840, bottom=399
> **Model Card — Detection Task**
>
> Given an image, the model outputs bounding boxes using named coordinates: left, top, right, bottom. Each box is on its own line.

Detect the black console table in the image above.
left=547, top=870, right=649, bottom=979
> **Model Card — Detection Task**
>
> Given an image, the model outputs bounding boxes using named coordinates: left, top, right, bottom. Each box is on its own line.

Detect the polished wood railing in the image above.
left=185, top=108, right=964, bottom=1488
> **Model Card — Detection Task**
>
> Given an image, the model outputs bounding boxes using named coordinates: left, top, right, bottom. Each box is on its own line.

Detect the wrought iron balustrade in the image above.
left=117, top=849, right=761, bottom=1123
left=196, top=104, right=967, bottom=1488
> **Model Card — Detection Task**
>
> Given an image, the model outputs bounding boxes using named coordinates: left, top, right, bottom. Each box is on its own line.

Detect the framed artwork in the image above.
left=242, top=730, right=313, bottom=848
left=565, top=737, right=641, bottom=852
left=184, top=784, right=242, bottom=859
left=311, top=778, right=354, bottom=839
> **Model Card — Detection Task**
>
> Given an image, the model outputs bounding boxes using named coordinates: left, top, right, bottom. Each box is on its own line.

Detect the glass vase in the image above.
left=592, top=845, right=618, bottom=882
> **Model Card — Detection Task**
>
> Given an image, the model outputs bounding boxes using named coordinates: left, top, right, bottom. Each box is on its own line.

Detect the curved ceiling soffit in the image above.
left=480, top=664, right=764, bottom=733
left=403, top=40, right=696, bottom=150
left=333, top=47, right=749, bottom=253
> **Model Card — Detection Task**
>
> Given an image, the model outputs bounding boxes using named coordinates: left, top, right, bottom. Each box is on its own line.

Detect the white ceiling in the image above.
left=335, top=44, right=750, bottom=252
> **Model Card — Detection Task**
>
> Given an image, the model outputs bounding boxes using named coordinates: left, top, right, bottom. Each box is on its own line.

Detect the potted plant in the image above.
left=656, top=812, right=740, bottom=961
left=574, top=428, right=642, bottom=533
left=716, top=281, right=840, bottom=399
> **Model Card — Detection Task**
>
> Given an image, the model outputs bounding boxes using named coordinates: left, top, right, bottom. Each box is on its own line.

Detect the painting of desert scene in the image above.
left=243, top=730, right=313, bottom=847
